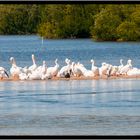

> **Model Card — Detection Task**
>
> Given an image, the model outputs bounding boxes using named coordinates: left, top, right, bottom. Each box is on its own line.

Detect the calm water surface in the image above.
left=0, top=35, right=140, bottom=135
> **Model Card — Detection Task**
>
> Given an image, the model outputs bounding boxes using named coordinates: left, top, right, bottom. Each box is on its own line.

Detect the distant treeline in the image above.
left=0, top=4, right=140, bottom=41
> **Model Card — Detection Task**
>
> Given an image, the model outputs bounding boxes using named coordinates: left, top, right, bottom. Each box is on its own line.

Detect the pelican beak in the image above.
left=4, top=70, right=9, bottom=78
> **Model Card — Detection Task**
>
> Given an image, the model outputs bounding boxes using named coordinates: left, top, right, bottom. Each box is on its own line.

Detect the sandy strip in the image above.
left=1, top=75, right=140, bottom=81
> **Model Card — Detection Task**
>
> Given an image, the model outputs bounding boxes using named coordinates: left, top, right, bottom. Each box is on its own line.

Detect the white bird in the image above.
left=77, top=62, right=84, bottom=67
left=75, top=62, right=94, bottom=77
left=28, top=54, right=37, bottom=72
left=28, top=71, right=41, bottom=80
left=127, top=68, right=139, bottom=76
left=10, top=57, right=22, bottom=77
left=116, top=59, right=124, bottom=75
left=34, top=60, right=47, bottom=80
left=57, top=58, right=71, bottom=78
left=0, top=67, right=9, bottom=79
left=41, top=60, right=47, bottom=75
left=110, top=66, right=118, bottom=76
left=91, top=59, right=99, bottom=77
left=46, top=59, right=59, bottom=78
left=84, top=70, right=95, bottom=77
left=71, top=62, right=83, bottom=77
left=22, top=66, right=29, bottom=74
left=19, top=72, right=28, bottom=80
left=9, top=57, right=29, bottom=80
left=119, top=59, right=132, bottom=75
left=28, top=60, right=47, bottom=80
left=36, top=60, right=47, bottom=74
left=127, top=60, right=140, bottom=76
left=118, top=59, right=124, bottom=70
left=99, top=62, right=110, bottom=76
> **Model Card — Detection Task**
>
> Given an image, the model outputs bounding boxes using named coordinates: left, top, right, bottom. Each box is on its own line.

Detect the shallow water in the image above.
left=0, top=35, right=140, bottom=135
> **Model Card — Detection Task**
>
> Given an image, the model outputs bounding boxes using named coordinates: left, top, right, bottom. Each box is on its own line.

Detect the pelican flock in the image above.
left=0, top=54, right=140, bottom=81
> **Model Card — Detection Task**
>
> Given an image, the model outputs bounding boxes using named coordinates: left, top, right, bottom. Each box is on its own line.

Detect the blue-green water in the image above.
left=0, top=35, right=140, bottom=135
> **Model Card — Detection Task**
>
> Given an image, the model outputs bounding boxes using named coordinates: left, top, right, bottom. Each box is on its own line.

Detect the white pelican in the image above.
left=127, top=68, right=139, bottom=76
left=71, top=62, right=83, bottom=77
left=22, top=66, right=30, bottom=74
left=10, top=57, right=29, bottom=80
left=46, top=59, right=59, bottom=78
left=28, top=71, right=41, bottom=80
left=91, top=59, right=99, bottom=77
left=118, top=59, right=124, bottom=70
left=28, top=60, right=47, bottom=80
left=119, top=59, right=132, bottom=75
left=116, top=59, right=124, bottom=75
left=99, top=62, right=110, bottom=77
left=36, top=60, right=47, bottom=74
left=110, top=66, right=118, bottom=76
left=75, top=62, right=94, bottom=77
left=57, top=58, right=71, bottom=78
left=19, top=73, right=28, bottom=80
left=34, top=60, right=47, bottom=80
left=127, top=60, right=140, bottom=76
left=77, top=62, right=84, bottom=67
left=0, top=67, right=9, bottom=79
left=41, top=60, right=47, bottom=75
left=28, top=54, right=37, bottom=72
left=10, top=57, right=22, bottom=77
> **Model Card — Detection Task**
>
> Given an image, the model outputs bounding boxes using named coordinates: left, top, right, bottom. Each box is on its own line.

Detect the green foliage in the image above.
left=90, top=4, right=140, bottom=41
left=0, top=4, right=140, bottom=41
left=0, top=5, right=41, bottom=34
left=116, top=21, right=140, bottom=41
left=38, top=22, right=59, bottom=38
left=131, top=9, right=140, bottom=26
left=91, top=7, right=121, bottom=41
left=37, top=4, right=100, bottom=38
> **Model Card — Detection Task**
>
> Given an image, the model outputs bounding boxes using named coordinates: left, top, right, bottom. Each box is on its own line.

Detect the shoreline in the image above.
left=1, top=75, right=140, bottom=82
